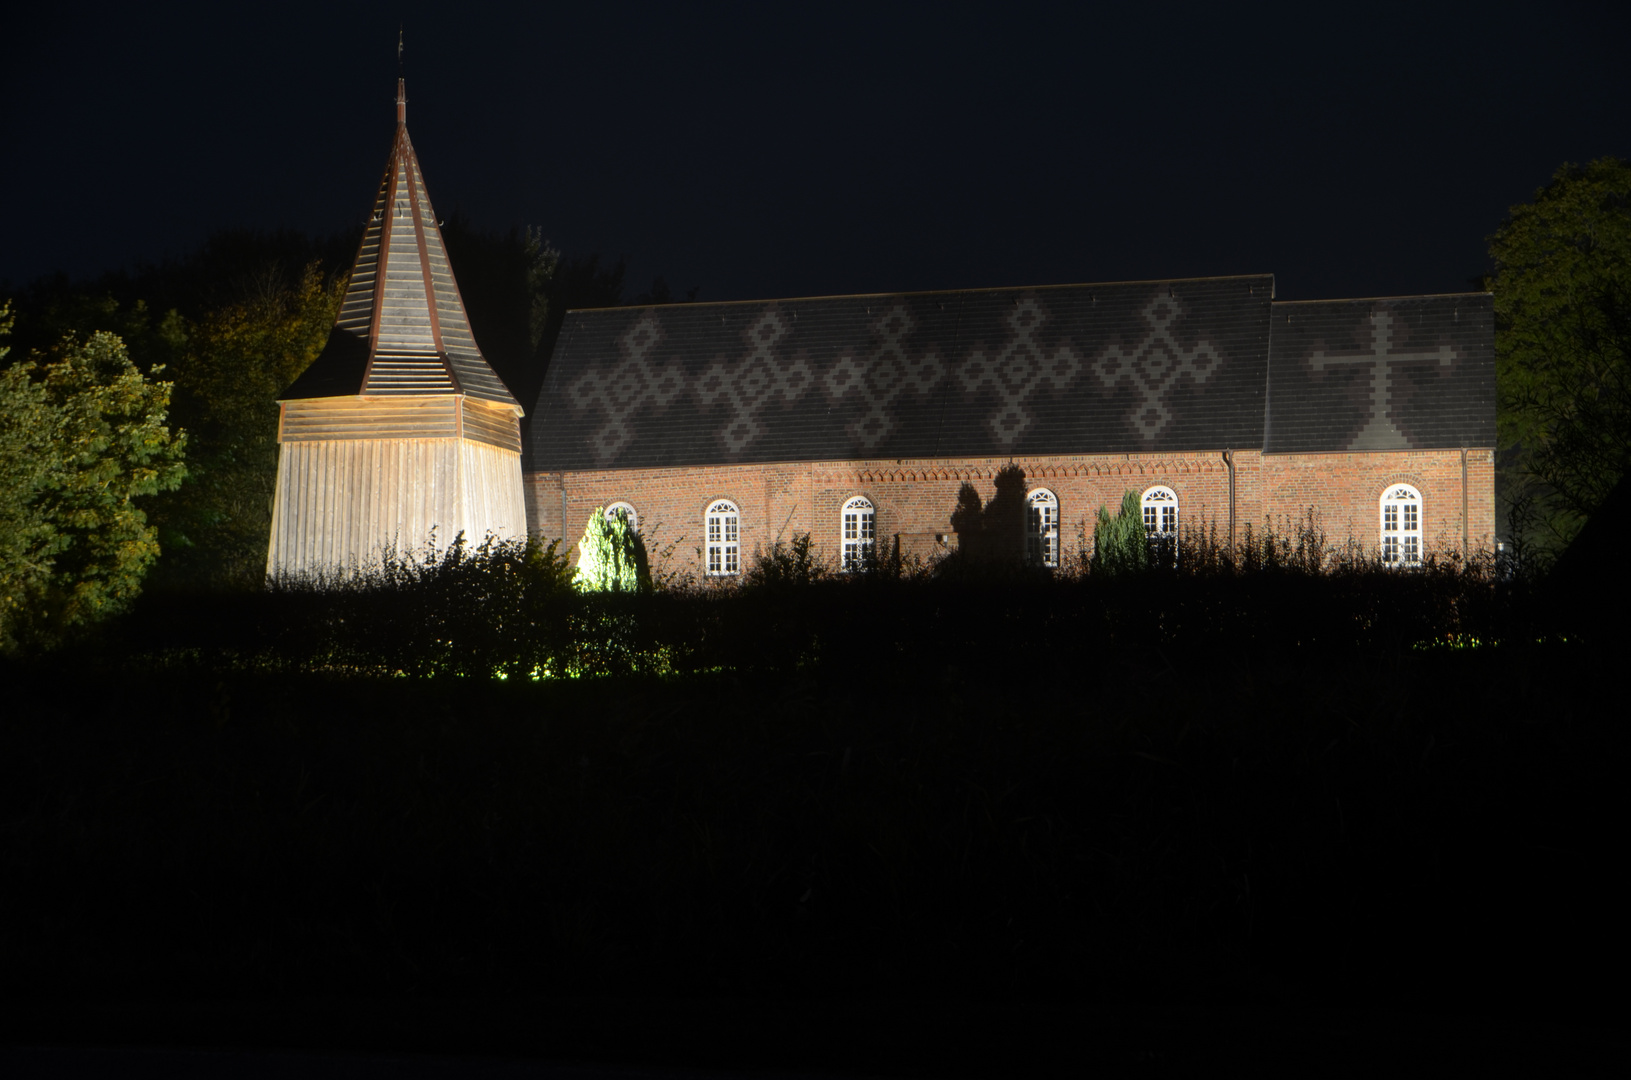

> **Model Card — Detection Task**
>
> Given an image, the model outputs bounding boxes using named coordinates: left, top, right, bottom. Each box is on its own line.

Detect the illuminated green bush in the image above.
left=573, top=506, right=646, bottom=593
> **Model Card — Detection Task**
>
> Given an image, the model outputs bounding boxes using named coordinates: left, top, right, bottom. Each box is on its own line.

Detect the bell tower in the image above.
left=267, top=80, right=527, bottom=578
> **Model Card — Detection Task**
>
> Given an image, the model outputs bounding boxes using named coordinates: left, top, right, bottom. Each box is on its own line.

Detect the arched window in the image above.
left=1380, top=484, right=1422, bottom=565
left=605, top=502, right=638, bottom=533
left=1026, top=488, right=1060, bottom=567
left=840, top=496, right=875, bottom=572
left=705, top=499, right=740, bottom=576
left=1141, top=486, right=1178, bottom=539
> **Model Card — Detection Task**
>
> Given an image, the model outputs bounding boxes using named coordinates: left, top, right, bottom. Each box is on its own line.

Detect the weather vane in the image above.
left=397, top=25, right=404, bottom=73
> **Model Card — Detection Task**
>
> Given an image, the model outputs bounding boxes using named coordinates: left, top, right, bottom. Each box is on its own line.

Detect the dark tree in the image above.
left=1488, top=157, right=1631, bottom=558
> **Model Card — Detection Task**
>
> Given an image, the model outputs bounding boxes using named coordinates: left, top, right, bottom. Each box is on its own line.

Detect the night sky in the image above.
left=3, top=2, right=1627, bottom=304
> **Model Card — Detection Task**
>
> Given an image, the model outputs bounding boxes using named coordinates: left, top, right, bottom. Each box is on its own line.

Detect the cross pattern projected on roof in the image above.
left=959, top=298, right=1083, bottom=446
left=824, top=304, right=944, bottom=450
left=568, top=312, right=685, bottom=461
left=1309, top=311, right=1455, bottom=451
left=1093, top=296, right=1221, bottom=440
left=695, top=310, right=817, bottom=454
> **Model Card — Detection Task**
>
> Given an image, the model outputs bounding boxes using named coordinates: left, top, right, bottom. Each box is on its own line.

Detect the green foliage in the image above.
left=0, top=292, right=189, bottom=375
left=99, top=509, right=1545, bottom=707
left=148, top=262, right=343, bottom=590
left=259, top=533, right=581, bottom=679
left=1091, top=491, right=1150, bottom=578
left=573, top=507, right=648, bottom=593
left=6, top=243, right=344, bottom=593
left=1488, top=157, right=1631, bottom=557
left=745, top=531, right=830, bottom=588
left=0, top=312, right=188, bottom=650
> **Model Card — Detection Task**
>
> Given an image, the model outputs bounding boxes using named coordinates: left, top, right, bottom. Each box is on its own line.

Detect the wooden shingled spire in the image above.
left=282, top=79, right=520, bottom=410
left=266, top=80, right=528, bottom=580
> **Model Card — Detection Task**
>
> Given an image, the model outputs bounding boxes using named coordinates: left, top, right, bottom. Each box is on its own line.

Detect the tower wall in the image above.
left=268, top=435, right=525, bottom=580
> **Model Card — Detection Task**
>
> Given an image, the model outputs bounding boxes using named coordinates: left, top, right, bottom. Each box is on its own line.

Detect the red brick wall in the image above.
left=1257, top=449, right=1496, bottom=554
left=525, top=447, right=1495, bottom=578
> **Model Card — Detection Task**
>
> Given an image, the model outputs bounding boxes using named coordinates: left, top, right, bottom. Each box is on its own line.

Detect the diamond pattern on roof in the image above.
left=530, top=276, right=1274, bottom=470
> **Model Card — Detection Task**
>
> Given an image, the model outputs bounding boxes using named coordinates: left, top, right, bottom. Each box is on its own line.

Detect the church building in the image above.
left=525, top=278, right=1495, bottom=577
left=270, top=83, right=1494, bottom=580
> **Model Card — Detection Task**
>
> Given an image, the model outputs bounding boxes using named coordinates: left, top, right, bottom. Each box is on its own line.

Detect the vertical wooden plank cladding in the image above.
left=459, top=439, right=527, bottom=540
left=268, top=436, right=526, bottom=579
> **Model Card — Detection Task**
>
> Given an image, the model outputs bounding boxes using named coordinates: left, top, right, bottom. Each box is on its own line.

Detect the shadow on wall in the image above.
left=949, top=464, right=1028, bottom=565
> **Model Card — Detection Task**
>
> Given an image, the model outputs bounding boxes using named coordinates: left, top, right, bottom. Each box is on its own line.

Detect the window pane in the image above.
left=1026, top=491, right=1059, bottom=567
left=706, top=502, right=741, bottom=575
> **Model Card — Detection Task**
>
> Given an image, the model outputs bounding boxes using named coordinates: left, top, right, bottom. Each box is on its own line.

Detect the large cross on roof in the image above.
left=1310, top=310, right=1454, bottom=451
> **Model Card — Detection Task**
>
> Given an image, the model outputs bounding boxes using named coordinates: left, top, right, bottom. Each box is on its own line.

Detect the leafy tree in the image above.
left=1488, top=157, right=1631, bottom=557
left=6, top=232, right=349, bottom=591
left=146, top=261, right=343, bottom=589
left=0, top=290, right=187, bottom=376
left=573, top=507, right=646, bottom=593
left=0, top=307, right=187, bottom=650
left=1091, top=491, right=1150, bottom=578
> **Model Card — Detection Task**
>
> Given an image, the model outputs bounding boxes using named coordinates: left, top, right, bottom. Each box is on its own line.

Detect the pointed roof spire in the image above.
left=282, top=81, right=521, bottom=412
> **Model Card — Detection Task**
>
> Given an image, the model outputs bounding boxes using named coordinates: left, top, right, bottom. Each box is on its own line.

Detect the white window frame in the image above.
left=705, top=499, right=740, bottom=576
left=840, top=495, right=876, bottom=572
left=1026, top=488, right=1060, bottom=567
left=605, top=502, right=638, bottom=533
left=1141, top=485, right=1178, bottom=540
left=1380, top=484, right=1423, bottom=566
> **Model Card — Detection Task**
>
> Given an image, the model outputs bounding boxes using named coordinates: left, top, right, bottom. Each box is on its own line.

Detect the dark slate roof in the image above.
left=1265, top=295, right=1495, bottom=453
left=528, top=275, right=1274, bottom=471
left=282, top=81, right=520, bottom=412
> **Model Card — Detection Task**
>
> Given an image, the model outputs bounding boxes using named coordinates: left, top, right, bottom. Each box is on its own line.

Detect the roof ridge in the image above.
left=577, top=273, right=1277, bottom=315
left=1273, top=291, right=1493, bottom=305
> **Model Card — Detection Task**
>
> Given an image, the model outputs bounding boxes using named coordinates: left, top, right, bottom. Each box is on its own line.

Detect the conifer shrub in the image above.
left=573, top=506, right=648, bottom=594
left=1091, top=491, right=1150, bottom=578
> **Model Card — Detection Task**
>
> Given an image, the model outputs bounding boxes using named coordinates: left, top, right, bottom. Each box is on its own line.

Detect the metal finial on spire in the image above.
left=396, top=26, right=407, bottom=125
